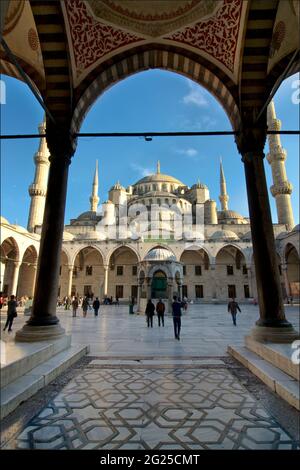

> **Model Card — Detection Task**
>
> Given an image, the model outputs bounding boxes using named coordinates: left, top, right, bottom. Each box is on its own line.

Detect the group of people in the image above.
left=70, top=296, right=101, bottom=317
left=145, top=296, right=183, bottom=340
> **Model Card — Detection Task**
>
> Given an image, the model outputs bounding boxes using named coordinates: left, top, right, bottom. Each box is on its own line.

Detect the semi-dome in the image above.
left=211, top=230, right=240, bottom=241
left=63, top=231, right=74, bottom=241
left=144, top=247, right=176, bottom=261
left=76, top=211, right=98, bottom=221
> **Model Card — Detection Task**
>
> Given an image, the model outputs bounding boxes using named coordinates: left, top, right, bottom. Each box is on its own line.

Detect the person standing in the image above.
left=93, top=297, right=100, bottom=316
left=172, top=295, right=182, bottom=340
left=227, top=298, right=241, bottom=326
left=156, top=299, right=165, bottom=327
left=72, top=297, right=79, bottom=317
left=82, top=296, right=89, bottom=317
left=145, top=299, right=155, bottom=328
left=3, top=295, right=18, bottom=332
left=0, top=292, right=4, bottom=311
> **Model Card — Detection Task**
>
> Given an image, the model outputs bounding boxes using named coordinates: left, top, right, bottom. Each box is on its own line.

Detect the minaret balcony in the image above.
left=28, top=184, right=47, bottom=197
left=270, top=182, right=293, bottom=197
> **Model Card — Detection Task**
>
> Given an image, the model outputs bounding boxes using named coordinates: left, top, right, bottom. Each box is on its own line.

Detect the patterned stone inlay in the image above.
left=5, top=367, right=298, bottom=450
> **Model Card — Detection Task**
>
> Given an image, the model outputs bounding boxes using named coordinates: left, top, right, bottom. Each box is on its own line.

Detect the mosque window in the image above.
left=86, top=265, right=93, bottom=276
left=242, top=265, right=247, bottom=275
left=132, top=265, right=137, bottom=276
left=157, top=198, right=161, bottom=206
left=172, top=199, right=176, bottom=205
left=59, top=265, right=62, bottom=276
left=117, top=266, right=123, bottom=276
left=73, top=266, right=78, bottom=278
left=183, top=266, right=186, bottom=276
left=153, top=184, right=157, bottom=191
left=195, top=265, right=202, bottom=276
left=162, top=184, right=167, bottom=191
left=227, top=265, right=234, bottom=275
left=165, top=198, right=169, bottom=205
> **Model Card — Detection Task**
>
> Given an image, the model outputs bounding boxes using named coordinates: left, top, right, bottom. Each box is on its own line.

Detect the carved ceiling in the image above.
left=63, top=0, right=245, bottom=86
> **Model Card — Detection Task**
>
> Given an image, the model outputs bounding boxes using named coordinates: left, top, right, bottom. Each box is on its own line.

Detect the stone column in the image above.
left=31, top=265, right=38, bottom=297
left=246, top=264, right=253, bottom=298
left=16, top=124, right=75, bottom=342
left=210, top=263, right=217, bottom=301
left=10, top=261, right=21, bottom=296
left=103, top=266, right=109, bottom=297
left=0, top=260, right=6, bottom=292
left=236, top=126, right=298, bottom=342
left=67, top=265, right=73, bottom=297
left=282, top=264, right=291, bottom=300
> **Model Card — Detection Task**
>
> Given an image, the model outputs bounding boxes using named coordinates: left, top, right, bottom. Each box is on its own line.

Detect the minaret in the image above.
left=267, top=100, right=294, bottom=230
left=219, top=158, right=229, bottom=211
left=90, top=160, right=99, bottom=212
left=157, top=160, right=161, bottom=174
left=27, top=119, right=50, bottom=232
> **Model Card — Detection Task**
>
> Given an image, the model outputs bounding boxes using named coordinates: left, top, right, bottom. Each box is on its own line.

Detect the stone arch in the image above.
left=71, top=48, right=240, bottom=134
left=284, top=243, right=300, bottom=299
left=107, top=245, right=139, bottom=300
left=0, top=237, right=20, bottom=295
left=148, top=263, right=172, bottom=280
left=71, top=244, right=104, bottom=266
left=70, top=246, right=105, bottom=298
left=107, top=244, right=141, bottom=265
left=18, top=245, right=38, bottom=297
left=180, top=247, right=210, bottom=300
left=215, top=244, right=248, bottom=301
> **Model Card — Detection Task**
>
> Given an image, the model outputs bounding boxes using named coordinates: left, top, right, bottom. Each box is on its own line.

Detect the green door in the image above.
left=151, top=271, right=167, bottom=298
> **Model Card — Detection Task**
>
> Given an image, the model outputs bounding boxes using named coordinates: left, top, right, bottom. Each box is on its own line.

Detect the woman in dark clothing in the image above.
left=145, top=299, right=155, bottom=328
left=3, top=295, right=18, bottom=332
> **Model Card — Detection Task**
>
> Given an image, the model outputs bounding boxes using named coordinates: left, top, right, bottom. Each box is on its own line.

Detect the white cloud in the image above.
left=182, top=80, right=208, bottom=107
left=176, top=148, right=199, bottom=158
left=131, top=163, right=155, bottom=177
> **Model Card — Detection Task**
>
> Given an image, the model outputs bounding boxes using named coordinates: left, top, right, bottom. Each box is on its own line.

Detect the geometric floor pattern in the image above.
left=5, top=364, right=298, bottom=450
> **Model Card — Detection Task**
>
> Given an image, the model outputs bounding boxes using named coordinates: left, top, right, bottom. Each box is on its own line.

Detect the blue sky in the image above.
left=0, top=70, right=299, bottom=228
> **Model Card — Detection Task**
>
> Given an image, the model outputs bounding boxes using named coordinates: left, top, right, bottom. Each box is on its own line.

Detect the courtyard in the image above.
left=1, top=304, right=299, bottom=450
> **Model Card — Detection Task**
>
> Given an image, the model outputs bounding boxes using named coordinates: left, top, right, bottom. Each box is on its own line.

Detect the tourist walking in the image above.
left=82, top=297, right=89, bottom=317
left=145, top=299, right=155, bottom=328
left=227, top=298, right=241, bottom=326
left=3, top=295, right=18, bottom=332
left=72, top=297, right=79, bottom=317
left=93, top=297, right=100, bottom=316
left=156, top=299, right=165, bottom=327
left=172, top=295, right=182, bottom=340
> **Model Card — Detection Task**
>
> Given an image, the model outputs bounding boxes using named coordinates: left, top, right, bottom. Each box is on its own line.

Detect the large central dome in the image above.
left=134, top=161, right=184, bottom=186
left=134, top=173, right=184, bottom=186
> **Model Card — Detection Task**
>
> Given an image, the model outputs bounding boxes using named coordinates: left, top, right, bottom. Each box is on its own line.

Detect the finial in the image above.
left=157, top=160, right=161, bottom=174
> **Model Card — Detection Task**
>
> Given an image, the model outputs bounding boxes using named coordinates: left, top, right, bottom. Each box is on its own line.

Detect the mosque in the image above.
left=1, top=101, right=299, bottom=313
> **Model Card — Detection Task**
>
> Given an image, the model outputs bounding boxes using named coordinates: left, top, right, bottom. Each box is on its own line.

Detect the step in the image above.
left=1, top=335, right=71, bottom=388
left=245, top=336, right=300, bottom=380
left=1, top=344, right=89, bottom=419
left=228, top=345, right=300, bottom=410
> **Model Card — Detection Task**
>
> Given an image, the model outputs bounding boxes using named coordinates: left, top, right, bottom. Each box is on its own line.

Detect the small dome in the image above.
left=191, top=181, right=208, bottom=190
left=144, top=247, right=176, bottom=261
left=11, top=224, right=27, bottom=233
left=292, top=224, right=300, bottom=232
left=0, top=216, right=9, bottom=224
left=211, top=230, right=240, bottom=241
left=102, top=200, right=114, bottom=204
left=110, top=181, right=125, bottom=191
left=76, top=211, right=98, bottom=221
left=218, top=210, right=245, bottom=220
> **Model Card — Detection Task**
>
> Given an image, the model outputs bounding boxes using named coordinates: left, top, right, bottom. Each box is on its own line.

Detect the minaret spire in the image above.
left=157, top=160, right=161, bottom=174
left=27, top=117, right=50, bottom=232
left=90, top=160, right=99, bottom=212
left=219, top=157, right=229, bottom=211
left=267, top=100, right=294, bottom=230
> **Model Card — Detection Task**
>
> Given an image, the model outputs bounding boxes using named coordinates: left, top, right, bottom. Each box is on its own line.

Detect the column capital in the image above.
left=46, top=121, right=77, bottom=164
left=235, top=123, right=267, bottom=156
